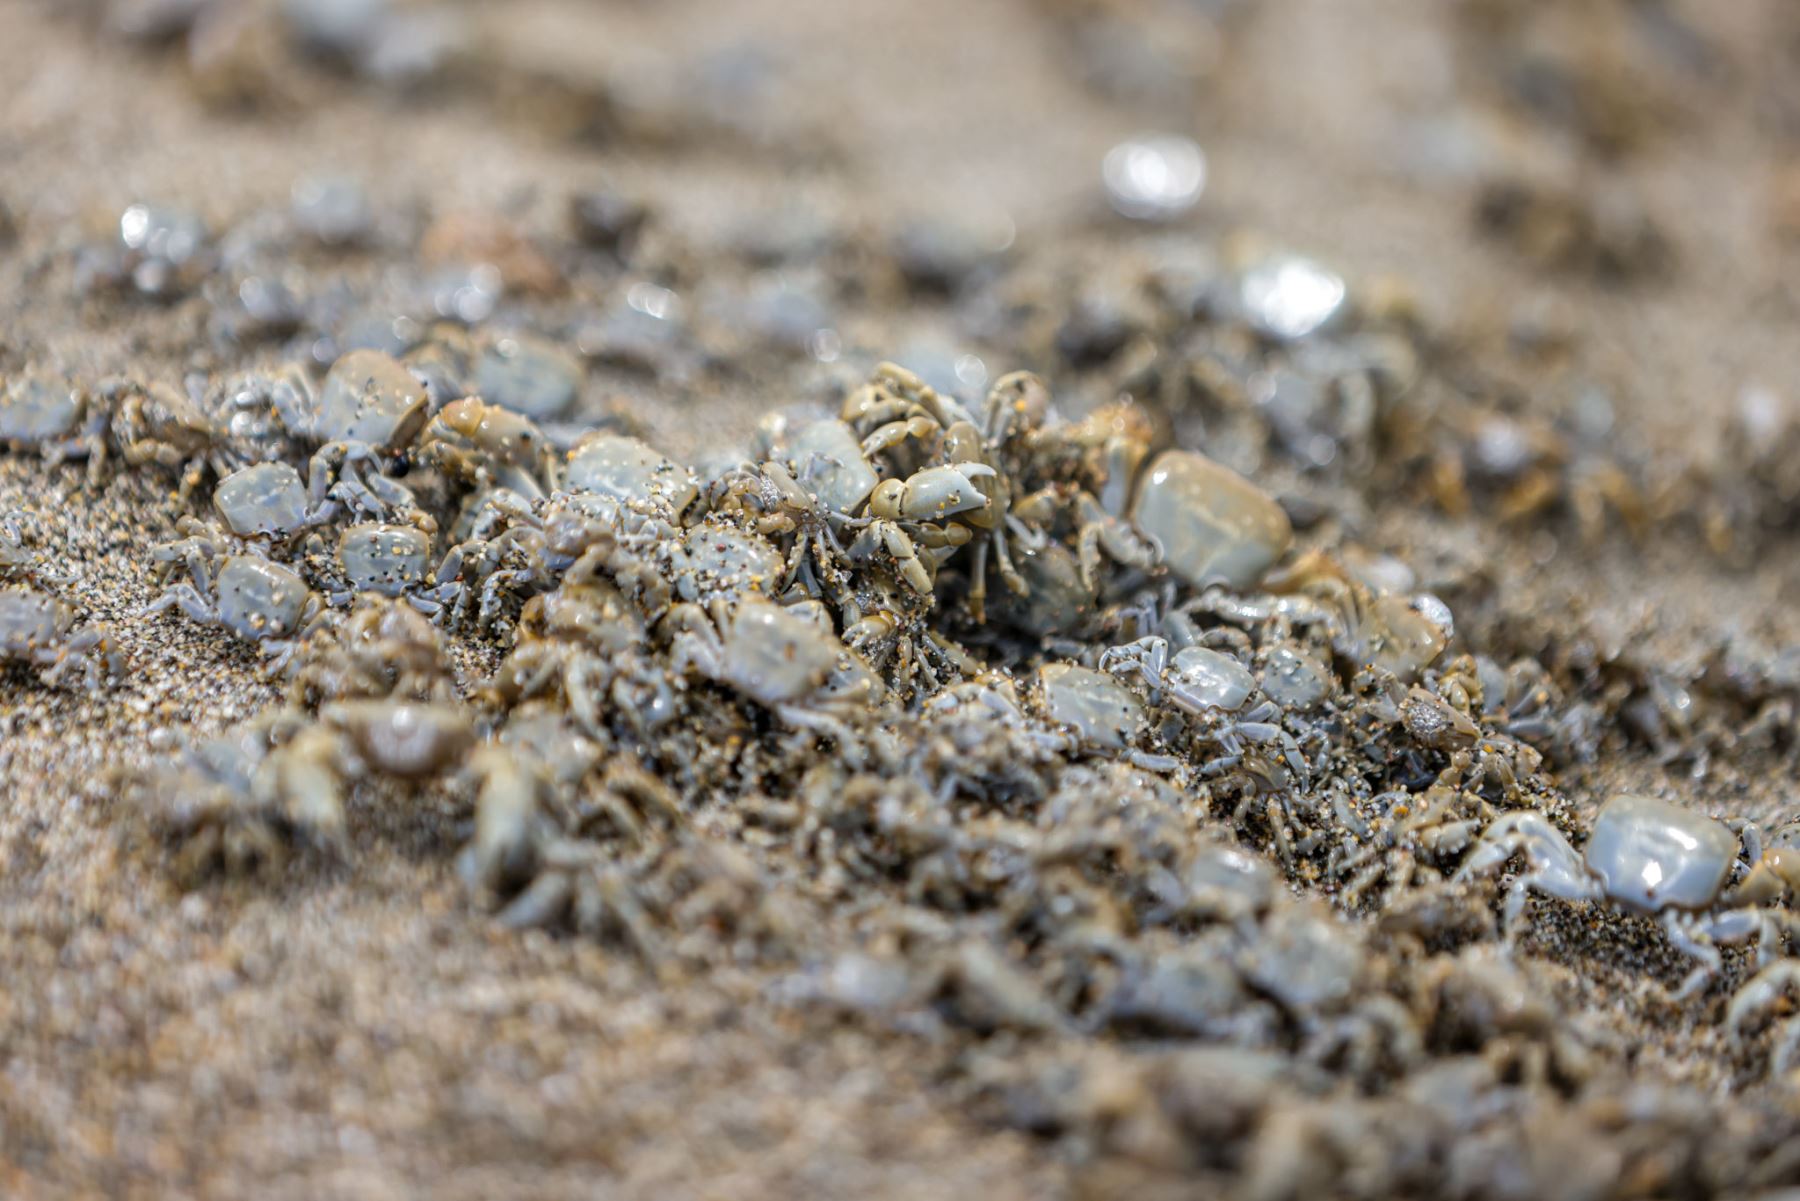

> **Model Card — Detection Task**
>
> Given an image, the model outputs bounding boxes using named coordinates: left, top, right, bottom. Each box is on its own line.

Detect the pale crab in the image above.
left=0, top=585, right=125, bottom=689
left=484, top=578, right=678, bottom=740
left=144, top=520, right=324, bottom=668
left=279, top=349, right=431, bottom=518
left=1456, top=792, right=1800, bottom=999
left=0, top=373, right=110, bottom=482
left=669, top=594, right=884, bottom=750
left=106, top=377, right=242, bottom=499
left=136, top=700, right=477, bottom=880
left=419, top=395, right=561, bottom=504
left=1100, top=635, right=1309, bottom=781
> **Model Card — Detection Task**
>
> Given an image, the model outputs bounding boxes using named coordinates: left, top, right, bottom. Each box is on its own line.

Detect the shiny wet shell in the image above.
left=1130, top=450, right=1292, bottom=591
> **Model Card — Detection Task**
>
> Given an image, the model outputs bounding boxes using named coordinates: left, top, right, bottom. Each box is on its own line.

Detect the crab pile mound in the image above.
left=8, top=211, right=1800, bottom=1197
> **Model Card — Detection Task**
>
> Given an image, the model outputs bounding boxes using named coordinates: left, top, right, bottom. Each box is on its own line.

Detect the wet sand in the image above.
left=7, top=1, right=1800, bottom=1197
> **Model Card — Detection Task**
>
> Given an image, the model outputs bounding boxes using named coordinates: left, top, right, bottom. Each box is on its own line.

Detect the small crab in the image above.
left=429, top=499, right=556, bottom=631
left=1013, top=401, right=1165, bottom=590
left=669, top=594, right=877, bottom=745
left=284, top=596, right=456, bottom=705
left=107, top=378, right=234, bottom=498
left=1127, top=448, right=1292, bottom=593
left=774, top=417, right=881, bottom=515
left=212, top=461, right=337, bottom=541
left=144, top=526, right=323, bottom=667
left=1456, top=793, right=1785, bottom=998
left=841, top=360, right=977, bottom=459
left=563, top=430, right=694, bottom=514
left=1101, top=635, right=1308, bottom=780
left=709, top=461, right=855, bottom=601
left=0, top=374, right=110, bottom=480
left=327, top=521, right=459, bottom=613
left=0, top=586, right=124, bottom=689
left=831, top=562, right=980, bottom=700
left=138, top=701, right=478, bottom=879
left=1033, top=662, right=1177, bottom=771
left=1263, top=550, right=1454, bottom=683
left=0, top=510, right=75, bottom=587
left=1400, top=684, right=1543, bottom=801
left=288, top=349, right=431, bottom=518
left=420, top=396, right=560, bottom=503
left=847, top=462, right=998, bottom=594
left=254, top=701, right=476, bottom=834
left=130, top=719, right=330, bottom=883
left=315, top=699, right=478, bottom=780
left=485, top=579, right=675, bottom=739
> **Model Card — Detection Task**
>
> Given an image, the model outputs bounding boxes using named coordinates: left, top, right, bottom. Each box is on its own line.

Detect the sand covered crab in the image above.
left=669, top=594, right=883, bottom=747
left=420, top=395, right=561, bottom=503
left=135, top=699, right=478, bottom=882
left=1007, top=397, right=1294, bottom=608
left=484, top=578, right=677, bottom=739
left=104, top=377, right=244, bottom=498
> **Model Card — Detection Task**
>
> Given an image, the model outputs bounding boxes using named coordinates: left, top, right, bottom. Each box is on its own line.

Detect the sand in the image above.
left=6, top=0, right=1800, bottom=1197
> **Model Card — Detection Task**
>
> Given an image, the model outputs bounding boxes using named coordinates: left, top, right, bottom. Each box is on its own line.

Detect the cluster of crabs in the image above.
left=8, top=333, right=1800, bottom=1071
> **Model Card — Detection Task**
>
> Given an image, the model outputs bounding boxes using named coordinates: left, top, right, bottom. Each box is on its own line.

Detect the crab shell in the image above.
left=1586, top=793, right=1738, bottom=915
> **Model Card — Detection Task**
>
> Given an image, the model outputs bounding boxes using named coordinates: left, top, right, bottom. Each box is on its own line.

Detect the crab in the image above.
left=840, top=360, right=978, bottom=460
left=667, top=519, right=788, bottom=604
left=838, top=583, right=979, bottom=702
left=325, top=521, right=461, bottom=614
left=1455, top=792, right=1793, bottom=998
left=106, top=378, right=236, bottom=499
left=137, top=701, right=477, bottom=879
left=847, top=462, right=997, bottom=594
left=1100, top=635, right=1309, bottom=781
left=441, top=485, right=682, bottom=633
left=0, top=510, right=75, bottom=588
left=1400, top=684, right=1543, bottom=802
left=669, top=594, right=878, bottom=746
left=200, top=363, right=315, bottom=449
left=1033, top=662, right=1178, bottom=772
left=129, top=719, right=322, bottom=884
left=419, top=395, right=560, bottom=503
left=1329, top=781, right=1489, bottom=910
left=1261, top=550, right=1454, bottom=684
left=1126, top=448, right=1292, bottom=593
left=282, top=349, right=431, bottom=518
left=1007, top=405, right=1295, bottom=608
left=708, top=460, right=856, bottom=601
left=773, top=417, right=881, bottom=516
left=312, top=699, right=478, bottom=781
left=270, top=699, right=475, bottom=808
left=0, top=585, right=125, bottom=689
left=0, top=373, right=110, bottom=481
left=428, top=498, right=556, bottom=630
left=144, top=525, right=323, bottom=667
left=563, top=430, right=694, bottom=514
left=1013, top=400, right=1161, bottom=588
left=484, top=579, right=676, bottom=739
left=835, top=368, right=1040, bottom=613
left=283, top=595, right=457, bottom=706
left=211, top=461, right=338, bottom=541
